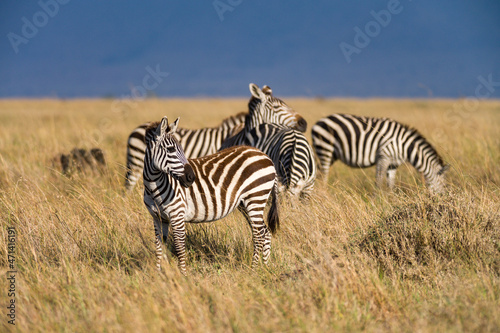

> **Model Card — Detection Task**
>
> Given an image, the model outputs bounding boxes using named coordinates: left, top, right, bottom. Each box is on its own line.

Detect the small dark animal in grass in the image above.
left=52, top=148, right=106, bottom=175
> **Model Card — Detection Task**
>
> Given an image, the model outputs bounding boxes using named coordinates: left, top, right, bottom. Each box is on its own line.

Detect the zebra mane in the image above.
left=246, top=96, right=281, bottom=129
left=402, top=124, right=446, bottom=168
left=144, top=121, right=161, bottom=146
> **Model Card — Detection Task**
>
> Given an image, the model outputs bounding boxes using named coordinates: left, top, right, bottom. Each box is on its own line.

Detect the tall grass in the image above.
left=0, top=98, right=499, bottom=332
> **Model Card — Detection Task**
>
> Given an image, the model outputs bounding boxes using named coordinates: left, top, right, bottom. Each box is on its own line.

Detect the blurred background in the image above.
left=1, top=0, right=499, bottom=98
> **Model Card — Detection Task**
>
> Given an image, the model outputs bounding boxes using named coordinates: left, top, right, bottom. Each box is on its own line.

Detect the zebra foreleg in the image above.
left=170, top=216, right=188, bottom=276
left=375, top=158, right=390, bottom=189
left=386, top=165, right=398, bottom=189
left=153, top=217, right=163, bottom=271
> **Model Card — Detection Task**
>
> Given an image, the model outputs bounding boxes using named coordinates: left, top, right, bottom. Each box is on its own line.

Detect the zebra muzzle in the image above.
left=297, top=117, right=308, bottom=132
left=178, top=163, right=196, bottom=187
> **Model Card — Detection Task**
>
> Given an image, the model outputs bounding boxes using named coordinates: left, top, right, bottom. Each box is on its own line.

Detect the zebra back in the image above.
left=125, top=112, right=247, bottom=190
left=229, top=123, right=317, bottom=198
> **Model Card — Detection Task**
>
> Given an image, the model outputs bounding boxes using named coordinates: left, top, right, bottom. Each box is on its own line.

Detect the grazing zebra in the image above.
left=222, top=123, right=316, bottom=198
left=143, top=116, right=279, bottom=275
left=125, top=83, right=306, bottom=190
left=311, top=114, right=448, bottom=193
left=125, top=112, right=247, bottom=190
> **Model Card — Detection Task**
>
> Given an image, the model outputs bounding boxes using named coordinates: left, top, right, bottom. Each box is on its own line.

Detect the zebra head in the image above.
left=149, top=117, right=196, bottom=188
left=427, top=164, right=449, bottom=194
left=247, top=83, right=307, bottom=132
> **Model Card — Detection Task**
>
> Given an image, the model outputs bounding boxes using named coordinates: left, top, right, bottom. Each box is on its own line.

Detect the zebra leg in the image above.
left=241, top=202, right=268, bottom=267
left=375, top=158, right=390, bottom=189
left=170, top=216, right=188, bottom=276
left=153, top=217, right=163, bottom=271
left=387, top=165, right=398, bottom=190
left=311, top=130, right=335, bottom=183
left=262, top=226, right=272, bottom=265
left=162, top=221, right=170, bottom=243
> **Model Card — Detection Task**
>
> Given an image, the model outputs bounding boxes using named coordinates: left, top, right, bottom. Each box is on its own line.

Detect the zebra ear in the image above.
left=169, top=117, right=180, bottom=134
left=261, top=85, right=273, bottom=95
left=249, top=83, right=266, bottom=100
left=157, top=116, right=169, bottom=136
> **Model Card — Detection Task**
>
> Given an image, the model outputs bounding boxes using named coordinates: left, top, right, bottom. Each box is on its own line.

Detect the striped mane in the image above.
left=144, top=121, right=161, bottom=146
left=400, top=123, right=445, bottom=169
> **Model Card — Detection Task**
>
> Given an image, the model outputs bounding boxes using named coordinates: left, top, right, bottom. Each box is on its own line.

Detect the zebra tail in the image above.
left=267, top=178, right=280, bottom=234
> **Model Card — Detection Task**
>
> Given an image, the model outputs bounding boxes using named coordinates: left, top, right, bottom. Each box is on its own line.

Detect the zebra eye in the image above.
left=167, top=146, right=176, bottom=153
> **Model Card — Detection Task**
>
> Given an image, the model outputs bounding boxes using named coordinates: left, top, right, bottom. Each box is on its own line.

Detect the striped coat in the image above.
left=126, top=83, right=307, bottom=190
left=125, top=112, right=246, bottom=190
left=144, top=117, right=279, bottom=275
left=222, top=123, right=316, bottom=198
left=311, top=114, right=448, bottom=193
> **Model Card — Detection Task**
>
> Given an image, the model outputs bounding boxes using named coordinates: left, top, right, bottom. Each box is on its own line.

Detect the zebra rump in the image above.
left=222, top=123, right=316, bottom=198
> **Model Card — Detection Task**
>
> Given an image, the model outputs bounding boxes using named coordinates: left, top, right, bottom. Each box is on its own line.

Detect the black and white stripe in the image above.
left=311, top=114, right=448, bottom=193
left=222, top=123, right=316, bottom=198
left=125, top=112, right=246, bottom=190
left=144, top=117, right=279, bottom=275
left=244, top=83, right=307, bottom=133
left=126, top=83, right=306, bottom=190
left=221, top=84, right=314, bottom=197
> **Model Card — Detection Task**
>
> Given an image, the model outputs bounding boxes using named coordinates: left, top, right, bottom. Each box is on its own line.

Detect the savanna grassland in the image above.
left=0, top=98, right=499, bottom=332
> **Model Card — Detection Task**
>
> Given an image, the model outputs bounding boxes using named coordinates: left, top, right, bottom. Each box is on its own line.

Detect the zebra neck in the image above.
left=245, top=113, right=263, bottom=131
left=144, top=169, right=179, bottom=203
left=406, top=140, right=443, bottom=179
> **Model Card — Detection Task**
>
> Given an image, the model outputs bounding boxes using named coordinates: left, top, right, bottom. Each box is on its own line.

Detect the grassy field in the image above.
left=0, top=98, right=499, bottom=332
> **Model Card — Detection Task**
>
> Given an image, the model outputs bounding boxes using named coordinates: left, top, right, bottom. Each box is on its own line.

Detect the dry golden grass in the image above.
left=0, top=98, right=499, bottom=332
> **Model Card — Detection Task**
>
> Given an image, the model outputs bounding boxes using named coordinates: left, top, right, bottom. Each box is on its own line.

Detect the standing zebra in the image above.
left=222, top=123, right=316, bottom=198
left=125, top=112, right=247, bottom=190
left=125, top=83, right=306, bottom=190
left=311, top=114, right=448, bottom=193
left=221, top=84, right=314, bottom=197
left=143, top=116, right=279, bottom=275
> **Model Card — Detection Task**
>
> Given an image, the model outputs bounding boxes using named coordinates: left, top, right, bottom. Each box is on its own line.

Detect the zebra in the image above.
left=143, top=116, right=280, bottom=275
left=311, top=114, right=449, bottom=193
left=125, top=83, right=306, bottom=190
left=220, top=84, right=314, bottom=197
left=222, top=123, right=316, bottom=199
left=125, top=111, right=247, bottom=190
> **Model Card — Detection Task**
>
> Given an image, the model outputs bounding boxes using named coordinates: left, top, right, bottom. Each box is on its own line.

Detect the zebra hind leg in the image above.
left=125, top=167, right=141, bottom=190
left=312, top=141, right=334, bottom=182
left=240, top=201, right=269, bottom=267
